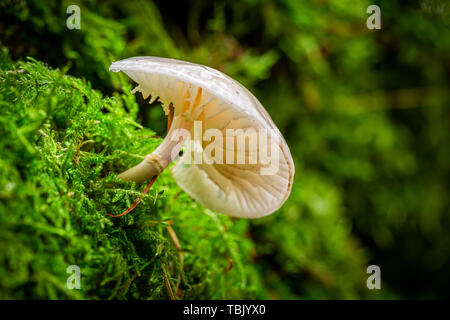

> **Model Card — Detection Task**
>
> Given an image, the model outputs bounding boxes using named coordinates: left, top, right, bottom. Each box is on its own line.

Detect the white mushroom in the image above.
left=110, top=56, right=294, bottom=218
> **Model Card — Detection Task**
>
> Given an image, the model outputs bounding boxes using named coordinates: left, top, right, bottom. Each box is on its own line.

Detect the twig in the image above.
left=106, top=175, right=157, bottom=217
left=161, top=263, right=175, bottom=300
left=117, top=272, right=138, bottom=296
left=166, top=225, right=184, bottom=297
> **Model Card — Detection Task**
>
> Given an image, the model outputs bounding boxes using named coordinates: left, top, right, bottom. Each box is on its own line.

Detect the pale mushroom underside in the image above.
left=110, top=56, right=294, bottom=218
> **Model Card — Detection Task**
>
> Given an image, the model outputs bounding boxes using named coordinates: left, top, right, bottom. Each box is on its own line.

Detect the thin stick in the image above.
left=166, top=225, right=184, bottom=297
left=106, top=175, right=157, bottom=217
left=118, top=272, right=138, bottom=296
left=161, top=263, right=175, bottom=300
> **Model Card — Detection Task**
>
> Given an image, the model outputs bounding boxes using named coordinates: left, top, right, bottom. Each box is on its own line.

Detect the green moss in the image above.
left=0, top=51, right=264, bottom=299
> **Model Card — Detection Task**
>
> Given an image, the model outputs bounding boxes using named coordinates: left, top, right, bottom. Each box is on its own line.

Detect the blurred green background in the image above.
left=0, top=0, right=449, bottom=299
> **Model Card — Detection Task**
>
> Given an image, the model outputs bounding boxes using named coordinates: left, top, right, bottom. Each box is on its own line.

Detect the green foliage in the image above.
left=0, top=53, right=264, bottom=299
left=0, top=0, right=449, bottom=299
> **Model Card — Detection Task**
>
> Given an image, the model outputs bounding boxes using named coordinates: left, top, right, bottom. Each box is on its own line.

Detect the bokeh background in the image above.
left=0, top=0, right=449, bottom=299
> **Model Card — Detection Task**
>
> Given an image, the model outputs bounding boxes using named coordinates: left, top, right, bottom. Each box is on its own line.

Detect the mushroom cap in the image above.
left=110, top=56, right=294, bottom=218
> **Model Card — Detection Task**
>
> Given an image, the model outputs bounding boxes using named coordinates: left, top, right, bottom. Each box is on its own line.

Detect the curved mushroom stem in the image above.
left=107, top=106, right=191, bottom=218
left=118, top=113, right=192, bottom=182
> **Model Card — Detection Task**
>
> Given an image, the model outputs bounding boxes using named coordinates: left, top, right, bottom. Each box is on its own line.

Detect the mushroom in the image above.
left=109, top=56, right=294, bottom=218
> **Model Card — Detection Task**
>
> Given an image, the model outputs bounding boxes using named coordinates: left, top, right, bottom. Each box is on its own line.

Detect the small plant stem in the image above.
left=166, top=224, right=184, bottom=297
left=106, top=175, right=157, bottom=217
left=161, top=263, right=175, bottom=300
